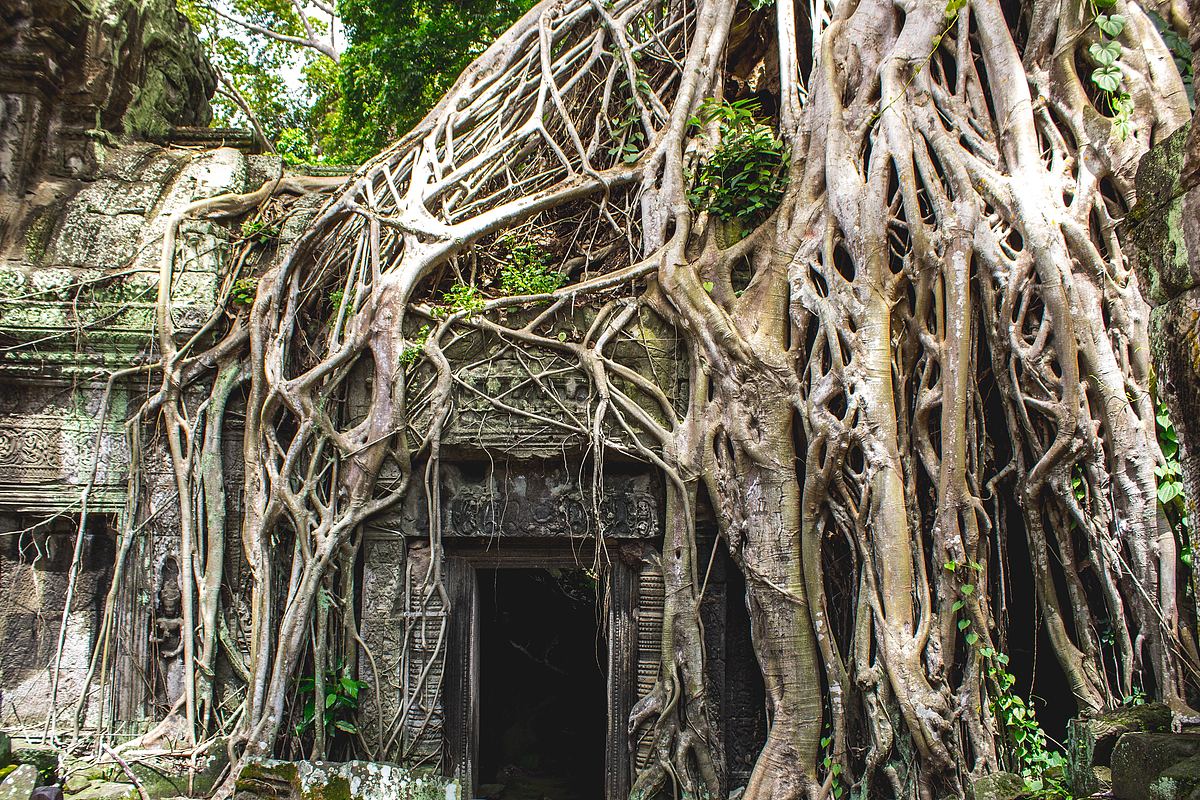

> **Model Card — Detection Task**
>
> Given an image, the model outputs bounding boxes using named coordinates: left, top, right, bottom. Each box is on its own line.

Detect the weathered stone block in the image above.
left=78, top=742, right=226, bottom=799
left=12, top=748, right=57, bottom=785
left=0, top=764, right=39, bottom=800
left=31, top=785, right=63, bottom=800
left=235, top=760, right=458, bottom=800
left=968, top=772, right=1027, bottom=800
left=1130, top=122, right=1194, bottom=305
left=1068, top=702, right=1172, bottom=796
left=66, top=782, right=136, bottom=800
left=61, top=774, right=92, bottom=794
left=1112, top=732, right=1200, bottom=799
left=1161, top=755, right=1200, bottom=800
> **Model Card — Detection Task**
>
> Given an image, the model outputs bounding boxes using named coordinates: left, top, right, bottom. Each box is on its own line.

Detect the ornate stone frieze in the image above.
left=388, top=463, right=662, bottom=540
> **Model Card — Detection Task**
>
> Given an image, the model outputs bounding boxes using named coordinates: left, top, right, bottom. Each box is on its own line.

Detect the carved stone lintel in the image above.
left=392, top=464, right=662, bottom=540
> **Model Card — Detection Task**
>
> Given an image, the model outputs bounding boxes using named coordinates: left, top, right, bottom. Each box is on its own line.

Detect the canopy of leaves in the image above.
left=333, top=0, right=538, bottom=162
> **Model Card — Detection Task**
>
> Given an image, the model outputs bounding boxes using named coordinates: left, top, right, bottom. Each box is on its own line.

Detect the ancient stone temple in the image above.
left=0, top=4, right=766, bottom=798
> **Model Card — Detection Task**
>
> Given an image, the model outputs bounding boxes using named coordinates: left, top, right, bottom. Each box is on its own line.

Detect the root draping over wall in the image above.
left=60, top=0, right=1200, bottom=798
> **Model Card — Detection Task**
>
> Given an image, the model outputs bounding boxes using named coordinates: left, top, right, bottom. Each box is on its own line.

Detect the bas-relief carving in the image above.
left=387, top=464, right=662, bottom=540
left=447, top=486, right=658, bottom=538
left=359, top=537, right=445, bottom=761
left=405, top=311, right=687, bottom=459
left=0, top=382, right=128, bottom=512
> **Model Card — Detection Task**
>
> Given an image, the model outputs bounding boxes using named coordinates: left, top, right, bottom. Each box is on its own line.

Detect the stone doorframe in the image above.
left=441, top=540, right=643, bottom=800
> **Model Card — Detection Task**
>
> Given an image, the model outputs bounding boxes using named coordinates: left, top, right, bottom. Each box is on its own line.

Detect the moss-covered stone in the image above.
left=66, top=782, right=137, bottom=800
left=967, top=772, right=1027, bottom=800
left=1068, top=703, right=1173, bottom=796
left=1130, top=123, right=1194, bottom=306
left=75, top=739, right=225, bottom=799
left=1112, top=732, right=1200, bottom=799
left=235, top=760, right=458, bottom=800
left=0, top=764, right=38, bottom=800
left=13, top=746, right=59, bottom=785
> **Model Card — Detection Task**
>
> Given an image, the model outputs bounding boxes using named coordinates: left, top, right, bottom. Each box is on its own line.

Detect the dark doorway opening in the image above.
left=477, top=568, right=606, bottom=800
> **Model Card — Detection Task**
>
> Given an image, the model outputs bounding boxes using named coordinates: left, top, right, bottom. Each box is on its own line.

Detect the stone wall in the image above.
left=0, top=141, right=294, bottom=730
left=0, top=0, right=217, bottom=244
left=1129, top=0, right=1200, bottom=579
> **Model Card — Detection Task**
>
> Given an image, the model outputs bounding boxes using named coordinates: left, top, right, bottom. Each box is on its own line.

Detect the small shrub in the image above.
left=231, top=277, right=258, bottom=306
left=687, top=98, right=788, bottom=222
left=500, top=242, right=564, bottom=296
left=400, top=325, right=430, bottom=365
left=433, top=282, right=485, bottom=317
left=240, top=219, right=280, bottom=243
left=294, top=660, right=367, bottom=740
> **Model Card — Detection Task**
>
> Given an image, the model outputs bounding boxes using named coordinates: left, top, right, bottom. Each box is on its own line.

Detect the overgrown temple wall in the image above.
left=0, top=0, right=269, bottom=731
left=1130, top=0, right=1200, bottom=588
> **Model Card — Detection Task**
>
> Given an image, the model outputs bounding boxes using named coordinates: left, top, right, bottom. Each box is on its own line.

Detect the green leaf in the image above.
left=958, top=618, right=971, bottom=630
left=1096, top=14, right=1126, bottom=37
left=1160, top=482, right=1182, bottom=504
left=703, top=281, right=715, bottom=293
left=1092, top=64, right=1122, bottom=93
left=952, top=600, right=965, bottom=612
left=333, top=720, right=358, bottom=734
left=961, top=583, right=975, bottom=596
left=1088, top=41, right=1121, bottom=66
left=325, top=692, right=338, bottom=709
left=965, top=631, right=979, bottom=645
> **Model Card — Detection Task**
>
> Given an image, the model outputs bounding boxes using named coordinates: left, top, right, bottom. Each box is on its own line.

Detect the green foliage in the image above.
left=241, top=218, right=281, bottom=242
left=1086, top=5, right=1133, bottom=139
left=231, top=277, right=259, bottom=305
left=947, top=565, right=1068, bottom=797
left=178, top=0, right=336, bottom=156
left=276, top=126, right=315, bottom=165
left=1154, top=397, right=1193, bottom=571
left=1149, top=11, right=1195, bottom=109
left=433, top=283, right=485, bottom=317
left=604, top=72, right=652, bottom=164
left=400, top=324, right=430, bottom=365
left=179, top=0, right=536, bottom=164
left=499, top=242, right=564, bottom=296
left=977, top=646, right=1069, bottom=797
left=294, top=661, right=367, bottom=740
left=818, top=729, right=846, bottom=799
left=328, top=288, right=347, bottom=329
left=687, top=98, right=788, bottom=223
left=335, top=0, right=538, bottom=162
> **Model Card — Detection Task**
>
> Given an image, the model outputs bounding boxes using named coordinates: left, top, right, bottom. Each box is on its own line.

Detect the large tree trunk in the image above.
left=95, top=0, right=1200, bottom=797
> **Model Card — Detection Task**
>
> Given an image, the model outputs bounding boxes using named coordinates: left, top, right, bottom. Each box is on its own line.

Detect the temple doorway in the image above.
left=475, top=567, right=606, bottom=800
